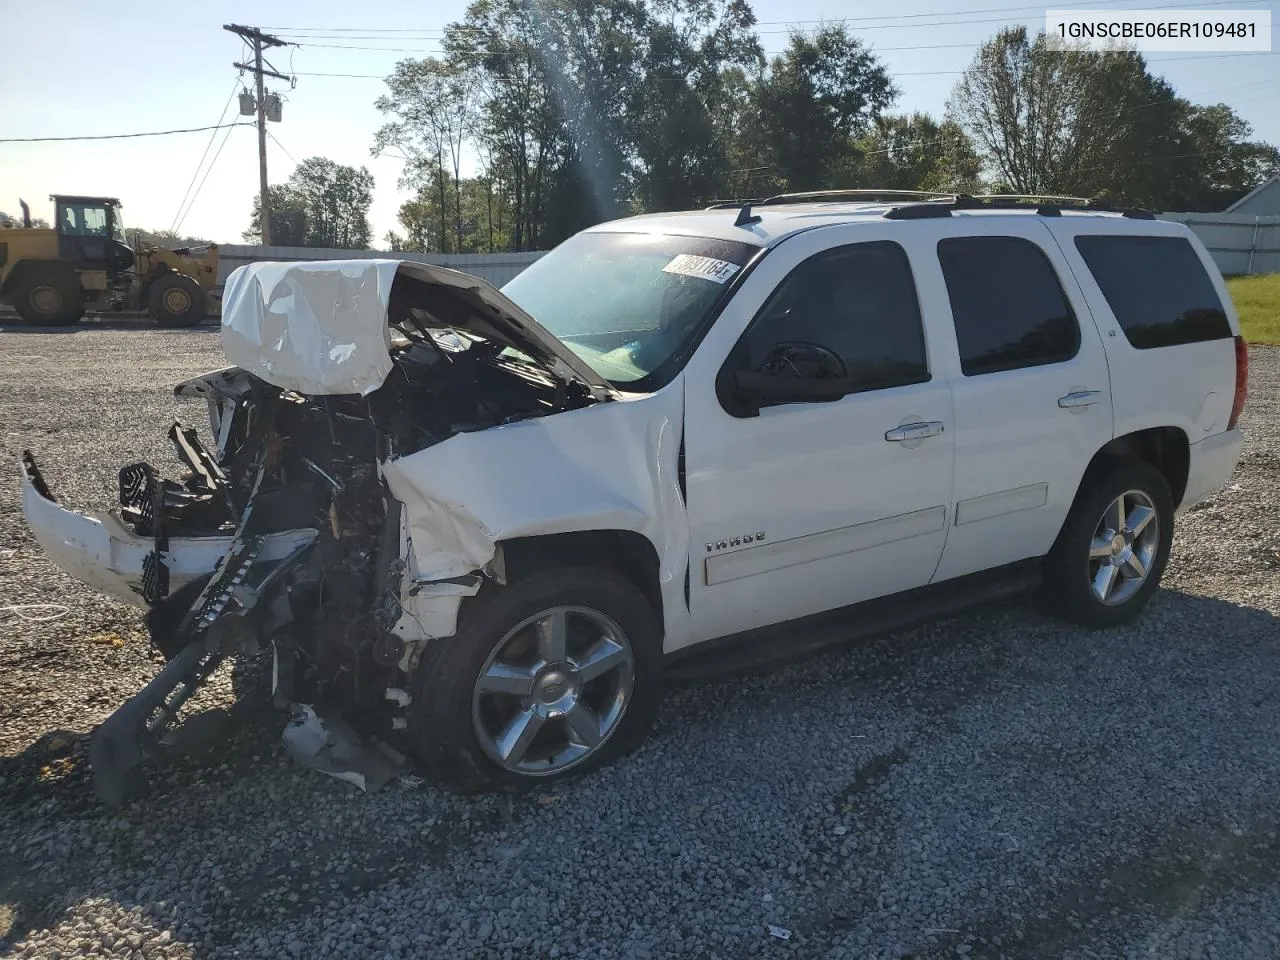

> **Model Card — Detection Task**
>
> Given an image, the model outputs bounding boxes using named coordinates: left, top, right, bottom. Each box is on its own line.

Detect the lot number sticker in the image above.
left=663, top=254, right=741, bottom=284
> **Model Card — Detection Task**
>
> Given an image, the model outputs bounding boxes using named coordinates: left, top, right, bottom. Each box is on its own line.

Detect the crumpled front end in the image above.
left=20, top=260, right=612, bottom=805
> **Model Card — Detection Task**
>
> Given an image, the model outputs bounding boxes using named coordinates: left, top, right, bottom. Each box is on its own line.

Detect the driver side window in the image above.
left=742, top=240, right=929, bottom=392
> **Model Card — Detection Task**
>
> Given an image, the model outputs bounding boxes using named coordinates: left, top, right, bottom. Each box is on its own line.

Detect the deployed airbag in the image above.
left=221, top=259, right=400, bottom=396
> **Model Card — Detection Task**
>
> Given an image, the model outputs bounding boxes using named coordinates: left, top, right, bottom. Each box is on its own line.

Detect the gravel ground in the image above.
left=1, top=324, right=1277, bottom=960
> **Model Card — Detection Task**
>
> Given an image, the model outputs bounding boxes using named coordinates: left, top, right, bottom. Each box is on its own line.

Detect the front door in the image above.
left=681, top=226, right=956, bottom=645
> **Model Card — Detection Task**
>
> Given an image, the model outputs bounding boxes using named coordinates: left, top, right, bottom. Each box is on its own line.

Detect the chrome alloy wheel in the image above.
left=1088, top=489, right=1160, bottom=605
left=471, top=606, right=635, bottom=776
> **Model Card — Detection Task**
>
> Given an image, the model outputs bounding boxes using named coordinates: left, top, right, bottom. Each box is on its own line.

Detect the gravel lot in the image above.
left=1, top=323, right=1278, bottom=960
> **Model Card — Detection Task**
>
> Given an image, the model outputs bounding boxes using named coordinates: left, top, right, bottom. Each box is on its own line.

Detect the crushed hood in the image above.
left=220, top=258, right=615, bottom=398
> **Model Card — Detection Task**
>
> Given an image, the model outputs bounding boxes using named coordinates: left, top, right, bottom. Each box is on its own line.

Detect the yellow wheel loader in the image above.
left=0, top=196, right=219, bottom=327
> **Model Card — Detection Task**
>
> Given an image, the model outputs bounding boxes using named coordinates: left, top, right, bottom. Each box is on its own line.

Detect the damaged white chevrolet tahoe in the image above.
left=21, top=192, right=1247, bottom=803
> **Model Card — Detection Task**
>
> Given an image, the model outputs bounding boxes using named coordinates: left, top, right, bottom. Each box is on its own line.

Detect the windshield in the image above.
left=501, top=231, right=759, bottom=390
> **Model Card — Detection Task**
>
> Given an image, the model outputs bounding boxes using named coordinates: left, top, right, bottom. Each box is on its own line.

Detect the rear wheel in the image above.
left=148, top=273, right=206, bottom=328
left=1042, top=459, right=1174, bottom=627
left=13, top=268, right=83, bottom=325
left=410, top=567, right=663, bottom=792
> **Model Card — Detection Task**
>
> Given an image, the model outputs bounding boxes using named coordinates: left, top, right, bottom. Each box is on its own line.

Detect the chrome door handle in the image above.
left=885, top=421, right=944, bottom=442
left=1058, top=390, right=1103, bottom=409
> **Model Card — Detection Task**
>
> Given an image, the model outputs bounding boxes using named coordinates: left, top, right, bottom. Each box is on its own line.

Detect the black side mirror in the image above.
left=717, top=342, right=852, bottom=417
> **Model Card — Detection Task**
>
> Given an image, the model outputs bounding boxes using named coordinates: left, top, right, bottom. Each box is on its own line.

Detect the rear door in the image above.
left=924, top=216, right=1115, bottom=583
left=1049, top=220, right=1239, bottom=445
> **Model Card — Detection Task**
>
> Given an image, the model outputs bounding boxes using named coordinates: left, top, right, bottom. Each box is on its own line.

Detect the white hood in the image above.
left=220, top=258, right=615, bottom=398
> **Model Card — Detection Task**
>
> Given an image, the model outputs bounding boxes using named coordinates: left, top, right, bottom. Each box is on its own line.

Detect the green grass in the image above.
left=1227, top=273, right=1280, bottom=345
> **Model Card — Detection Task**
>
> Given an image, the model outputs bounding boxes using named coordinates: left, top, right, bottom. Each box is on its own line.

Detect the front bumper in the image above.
left=20, top=453, right=313, bottom=606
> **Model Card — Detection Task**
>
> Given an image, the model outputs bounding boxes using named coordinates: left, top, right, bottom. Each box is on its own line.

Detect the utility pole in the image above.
left=223, top=23, right=291, bottom=246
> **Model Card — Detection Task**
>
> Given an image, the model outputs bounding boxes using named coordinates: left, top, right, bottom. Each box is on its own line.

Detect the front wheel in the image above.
left=1042, top=459, right=1174, bottom=627
left=410, top=568, right=663, bottom=792
left=148, top=273, right=206, bottom=328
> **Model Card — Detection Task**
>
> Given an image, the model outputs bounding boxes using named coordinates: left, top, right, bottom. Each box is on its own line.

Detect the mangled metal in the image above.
left=21, top=258, right=646, bottom=804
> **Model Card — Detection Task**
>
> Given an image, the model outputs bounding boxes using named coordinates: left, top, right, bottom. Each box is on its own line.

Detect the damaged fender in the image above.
left=382, top=386, right=691, bottom=649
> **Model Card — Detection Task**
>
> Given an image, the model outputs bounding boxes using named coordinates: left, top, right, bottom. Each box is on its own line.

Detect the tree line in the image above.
left=244, top=0, right=1278, bottom=252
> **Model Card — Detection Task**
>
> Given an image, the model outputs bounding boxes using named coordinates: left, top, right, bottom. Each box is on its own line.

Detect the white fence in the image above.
left=1160, top=214, right=1280, bottom=277
left=215, top=245, right=546, bottom=293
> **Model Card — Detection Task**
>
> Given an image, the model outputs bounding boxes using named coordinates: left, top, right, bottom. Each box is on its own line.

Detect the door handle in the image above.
left=885, top=421, right=944, bottom=442
left=1058, top=390, right=1103, bottom=409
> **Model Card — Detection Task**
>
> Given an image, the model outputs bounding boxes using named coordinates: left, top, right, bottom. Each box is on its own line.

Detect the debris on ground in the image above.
left=281, top=704, right=404, bottom=792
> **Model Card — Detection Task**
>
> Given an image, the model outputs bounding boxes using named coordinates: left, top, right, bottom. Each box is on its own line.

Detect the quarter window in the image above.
left=739, top=240, right=929, bottom=393
left=937, top=236, right=1080, bottom=376
left=1074, top=235, right=1231, bottom=349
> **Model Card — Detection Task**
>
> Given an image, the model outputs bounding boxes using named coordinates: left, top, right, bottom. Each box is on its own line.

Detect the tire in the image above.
left=1042, top=458, right=1174, bottom=627
left=148, top=273, right=206, bottom=328
left=410, top=567, right=664, bottom=792
left=12, top=267, right=83, bottom=326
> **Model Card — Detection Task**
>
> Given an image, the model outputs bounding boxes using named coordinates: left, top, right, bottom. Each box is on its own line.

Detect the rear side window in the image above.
left=1074, top=235, right=1231, bottom=349
left=937, top=236, right=1080, bottom=376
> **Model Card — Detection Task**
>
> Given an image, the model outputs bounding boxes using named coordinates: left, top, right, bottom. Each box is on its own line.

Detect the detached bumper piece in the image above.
left=89, top=517, right=318, bottom=806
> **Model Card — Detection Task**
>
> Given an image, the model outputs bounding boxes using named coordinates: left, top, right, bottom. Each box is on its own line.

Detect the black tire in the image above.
left=1042, top=458, right=1174, bottom=627
left=410, top=567, right=664, bottom=792
left=12, top=267, right=83, bottom=325
left=148, top=273, right=206, bottom=328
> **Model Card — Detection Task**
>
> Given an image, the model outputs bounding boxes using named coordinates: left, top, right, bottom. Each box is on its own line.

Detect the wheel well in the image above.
left=1089, top=427, right=1190, bottom=507
left=495, top=530, right=663, bottom=621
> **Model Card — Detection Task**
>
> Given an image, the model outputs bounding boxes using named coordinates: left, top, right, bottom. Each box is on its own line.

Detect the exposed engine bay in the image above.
left=37, top=265, right=606, bottom=804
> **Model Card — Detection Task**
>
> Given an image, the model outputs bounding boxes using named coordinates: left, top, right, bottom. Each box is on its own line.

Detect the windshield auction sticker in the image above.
left=1046, top=9, right=1270, bottom=51
left=663, top=254, right=742, bottom=284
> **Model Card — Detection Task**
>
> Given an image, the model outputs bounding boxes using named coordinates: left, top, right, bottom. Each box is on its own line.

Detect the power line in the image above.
left=170, top=76, right=245, bottom=233
left=263, top=0, right=1271, bottom=34
left=266, top=129, right=299, bottom=165
left=0, top=122, right=252, bottom=144
left=173, top=122, right=241, bottom=235
left=291, top=51, right=1278, bottom=81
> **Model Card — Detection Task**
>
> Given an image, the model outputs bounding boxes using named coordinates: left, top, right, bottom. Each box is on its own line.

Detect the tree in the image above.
left=0, top=212, right=50, bottom=228
left=1171, top=103, right=1280, bottom=210
left=375, top=57, right=474, bottom=252
left=948, top=28, right=1280, bottom=209
left=128, top=228, right=210, bottom=249
left=748, top=26, right=897, bottom=191
left=242, top=158, right=374, bottom=248
left=852, top=113, right=983, bottom=193
left=243, top=185, right=309, bottom=246
left=630, top=0, right=763, bottom=210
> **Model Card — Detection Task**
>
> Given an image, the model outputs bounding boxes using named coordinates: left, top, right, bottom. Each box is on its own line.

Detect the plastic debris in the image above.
left=282, top=704, right=403, bottom=791
left=767, top=926, right=791, bottom=940
left=0, top=603, right=70, bottom=623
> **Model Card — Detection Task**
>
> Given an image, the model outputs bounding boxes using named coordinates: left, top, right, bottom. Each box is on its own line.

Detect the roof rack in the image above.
left=705, top=187, right=1159, bottom=221
left=758, top=188, right=953, bottom=206
left=883, top=193, right=1158, bottom=220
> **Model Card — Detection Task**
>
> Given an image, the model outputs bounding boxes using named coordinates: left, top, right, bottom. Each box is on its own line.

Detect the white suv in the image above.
left=20, top=192, right=1247, bottom=801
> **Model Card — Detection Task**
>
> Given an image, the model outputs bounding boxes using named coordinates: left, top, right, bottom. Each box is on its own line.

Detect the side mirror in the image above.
left=717, top=342, right=852, bottom=417
left=733, top=370, right=851, bottom=404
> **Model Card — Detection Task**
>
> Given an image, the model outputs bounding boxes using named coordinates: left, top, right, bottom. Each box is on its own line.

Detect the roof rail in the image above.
left=758, top=188, right=954, bottom=206
left=880, top=194, right=1159, bottom=221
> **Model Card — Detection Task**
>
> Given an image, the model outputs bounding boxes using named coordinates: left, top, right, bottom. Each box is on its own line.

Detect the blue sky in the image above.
left=3, top=0, right=1276, bottom=245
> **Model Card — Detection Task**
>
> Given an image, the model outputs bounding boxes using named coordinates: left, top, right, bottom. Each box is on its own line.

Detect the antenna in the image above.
left=734, top=203, right=761, bottom=227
